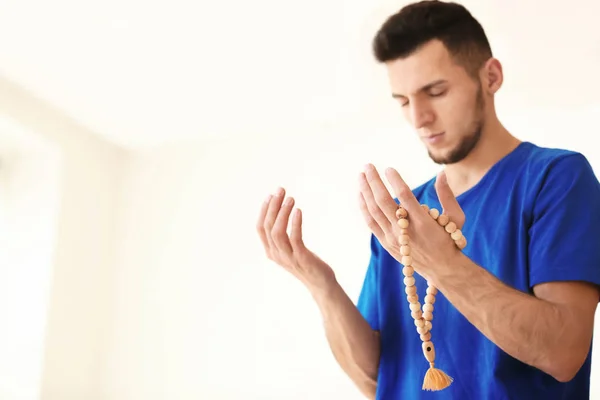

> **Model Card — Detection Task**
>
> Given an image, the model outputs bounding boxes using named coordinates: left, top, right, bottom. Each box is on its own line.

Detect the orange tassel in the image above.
left=422, top=362, right=453, bottom=391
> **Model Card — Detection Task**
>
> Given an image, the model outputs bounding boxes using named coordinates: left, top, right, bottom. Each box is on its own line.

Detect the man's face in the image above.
left=385, top=39, right=486, bottom=165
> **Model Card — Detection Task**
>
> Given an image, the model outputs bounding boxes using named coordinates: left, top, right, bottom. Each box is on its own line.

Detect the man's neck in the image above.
left=443, top=120, right=521, bottom=198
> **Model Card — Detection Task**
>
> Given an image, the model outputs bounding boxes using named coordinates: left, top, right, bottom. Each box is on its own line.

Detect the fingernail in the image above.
left=284, top=197, right=293, bottom=206
left=275, top=187, right=284, bottom=196
left=265, top=194, right=273, bottom=203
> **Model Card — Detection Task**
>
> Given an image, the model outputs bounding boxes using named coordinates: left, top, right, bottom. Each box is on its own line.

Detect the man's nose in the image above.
left=410, top=101, right=434, bottom=130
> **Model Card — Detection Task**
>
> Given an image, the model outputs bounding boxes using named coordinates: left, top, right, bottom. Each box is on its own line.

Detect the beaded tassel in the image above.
left=396, top=204, right=467, bottom=391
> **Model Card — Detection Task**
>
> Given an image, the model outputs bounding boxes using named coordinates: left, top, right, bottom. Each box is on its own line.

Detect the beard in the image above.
left=427, top=86, right=485, bottom=165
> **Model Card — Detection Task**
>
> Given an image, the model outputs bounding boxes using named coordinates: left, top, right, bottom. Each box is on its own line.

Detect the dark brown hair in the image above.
left=372, top=1, right=492, bottom=77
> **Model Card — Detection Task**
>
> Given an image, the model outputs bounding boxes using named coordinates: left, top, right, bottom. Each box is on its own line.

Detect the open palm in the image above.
left=256, top=188, right=335, bottom=292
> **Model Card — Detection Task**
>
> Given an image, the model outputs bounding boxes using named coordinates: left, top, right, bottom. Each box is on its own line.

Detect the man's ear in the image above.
left=481, top=57, right=503, bottom=95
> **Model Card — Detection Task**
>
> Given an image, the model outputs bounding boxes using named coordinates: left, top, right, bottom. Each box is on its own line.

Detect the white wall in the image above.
left=0, top=116, right=62, bottom=400
left=103, top=103, right=600, bottom=399
left=0, top=76, right=127, bottom=400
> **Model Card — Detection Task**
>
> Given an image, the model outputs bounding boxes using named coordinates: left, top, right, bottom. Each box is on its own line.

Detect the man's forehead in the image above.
left=385, top=41, right=456, bottom=94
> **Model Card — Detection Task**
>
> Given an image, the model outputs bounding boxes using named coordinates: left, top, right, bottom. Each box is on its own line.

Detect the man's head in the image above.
left=373, top=1, right=502, bottom=165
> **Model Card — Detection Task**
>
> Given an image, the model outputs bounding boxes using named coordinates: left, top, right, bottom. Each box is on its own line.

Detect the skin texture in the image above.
left=257, top=38, right=599, bottom=397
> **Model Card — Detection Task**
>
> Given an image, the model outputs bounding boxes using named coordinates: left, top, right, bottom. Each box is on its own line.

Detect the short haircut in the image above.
left=372, top=1, right=493, bottom=78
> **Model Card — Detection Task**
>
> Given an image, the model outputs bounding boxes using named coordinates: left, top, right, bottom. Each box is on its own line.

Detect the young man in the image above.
left=256, top=1, right=600, bottom=399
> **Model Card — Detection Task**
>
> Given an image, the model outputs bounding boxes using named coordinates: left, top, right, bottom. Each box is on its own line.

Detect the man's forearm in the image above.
left=311, top=280, right=380, bottom=399
left=429, top=253, right=584, bottom=382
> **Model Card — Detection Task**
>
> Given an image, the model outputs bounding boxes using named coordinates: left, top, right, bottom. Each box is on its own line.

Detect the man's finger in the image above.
left=256, top=194, right=272, bottom=251
left=434, top=171, right=465, bottom=229
left=384, top=168, right=421, bottom=215
left=358, top=191, right=386, bottom=241
left=263, top=187, right=286, bottom=249
left=359, top=172, right=392, bottom=232
left=364, top=164, right=399, bottom=223
left=290, top=208, right=306, bottom=253
left=271, top=196, right=295, bottom=254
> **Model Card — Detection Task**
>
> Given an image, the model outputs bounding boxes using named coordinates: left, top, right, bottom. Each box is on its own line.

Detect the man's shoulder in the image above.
left=519, top=144, right=600, bottom=199
left=512, top=143, right=600, bottom=214
left=521, top=141, right=591, bottom=172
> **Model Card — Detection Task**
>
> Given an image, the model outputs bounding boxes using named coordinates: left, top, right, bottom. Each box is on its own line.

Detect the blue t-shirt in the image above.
left=357, top=141, right=600, bottom=399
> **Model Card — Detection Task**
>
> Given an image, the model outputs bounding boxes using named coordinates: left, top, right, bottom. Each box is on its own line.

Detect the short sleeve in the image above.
left=356, top=234, right=381, bottom=331
left=529, top=153, right=600, bottom=288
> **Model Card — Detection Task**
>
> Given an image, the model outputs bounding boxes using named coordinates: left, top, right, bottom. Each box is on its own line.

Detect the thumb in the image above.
left=434, top=171, right=465, bottom=229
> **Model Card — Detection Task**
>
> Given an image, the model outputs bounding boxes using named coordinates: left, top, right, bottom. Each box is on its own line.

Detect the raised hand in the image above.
left=358, top=164, right=406, bottom=261
left=257, top=187, right=336, bottom=294
left=359, top=164, right=465, bottom=282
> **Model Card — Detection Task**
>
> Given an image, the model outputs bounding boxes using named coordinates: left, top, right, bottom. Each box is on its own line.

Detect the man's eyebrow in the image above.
left=391, top=79, right=448, bottom=98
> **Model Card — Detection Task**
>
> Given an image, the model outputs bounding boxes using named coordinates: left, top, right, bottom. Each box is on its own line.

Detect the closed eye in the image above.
left=429, top=90, right=446, bottom=97
left=395, top=88, right=447, bottom=107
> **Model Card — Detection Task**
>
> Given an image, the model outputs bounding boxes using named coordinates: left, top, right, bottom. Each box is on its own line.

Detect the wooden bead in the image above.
left=424, top=321, right=432, bottom=331
left=398, top=207, right=469, bottom=361
left=396, top=207, right=407, bottom=218
left=437, top=214, right=449, bottom=226
left=444, top=221, right=457, bottom=234
left=398, top=235, right=409, bottom=245
left=422, top=341, right=436, bottom=362
left=424, top=294, right=436, bottom=304
left=451, top=229, right=462, bottom=241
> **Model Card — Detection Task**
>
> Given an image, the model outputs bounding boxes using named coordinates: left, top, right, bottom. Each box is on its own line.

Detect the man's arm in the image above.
left=256, top=188, right=380, bottom=398
left=311, top=280, right=380, bottom=399
left=430, top=254, right=599, bottom=382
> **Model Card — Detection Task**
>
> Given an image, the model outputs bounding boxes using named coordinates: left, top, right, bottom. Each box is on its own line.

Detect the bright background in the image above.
left=0, top=0, right=599, bottom=399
